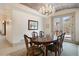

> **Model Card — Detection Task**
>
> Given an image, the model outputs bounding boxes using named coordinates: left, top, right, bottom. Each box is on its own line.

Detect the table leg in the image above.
left=46, top=46, right=48, bottom=56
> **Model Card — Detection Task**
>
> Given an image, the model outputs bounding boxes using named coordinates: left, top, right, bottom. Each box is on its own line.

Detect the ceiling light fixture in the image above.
left=39, top=4, right=55, bottom=16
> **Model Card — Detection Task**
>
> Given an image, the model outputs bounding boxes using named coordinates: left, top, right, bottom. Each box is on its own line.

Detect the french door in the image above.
left=53, top=13, right=75, bottom=42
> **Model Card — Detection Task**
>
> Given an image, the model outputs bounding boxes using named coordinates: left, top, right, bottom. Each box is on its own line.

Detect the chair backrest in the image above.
left=24, top=34, right=32, bottom=49
left=57, top=33, right=65, bottom=47
left=57, top=35, right=62, bottom=42
left=39, top=31, right=44, bottom=37
left=55, top=35, right=62, bottom=47
left=32, top=31, right=38, bottom=38
left=61, top=33, right=65, bottom=42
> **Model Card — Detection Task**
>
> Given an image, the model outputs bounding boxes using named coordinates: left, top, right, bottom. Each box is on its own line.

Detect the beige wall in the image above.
left=11, top=4, right=45, bottom=44
left=0, top=4, right=45, bottom=45
left=11, top=6, right=44, bottom=44
left=75, top=9, right=79, bottom=42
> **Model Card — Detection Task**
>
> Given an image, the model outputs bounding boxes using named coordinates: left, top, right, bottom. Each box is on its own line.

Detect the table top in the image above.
left=31, top=36, right=57, bottom=44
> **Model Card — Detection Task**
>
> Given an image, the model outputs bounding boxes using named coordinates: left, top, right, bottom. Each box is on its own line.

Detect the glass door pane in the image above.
left=62, top=16, right=73, bottom=41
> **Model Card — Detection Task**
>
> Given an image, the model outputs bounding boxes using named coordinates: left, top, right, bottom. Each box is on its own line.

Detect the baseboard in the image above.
left=5, top=38, right=25, bottom=46
left=64, top=40, right=79, bottom=45
left=11, top=40, right=25, bottom=47
left=4, top=39, right=13, bottom=46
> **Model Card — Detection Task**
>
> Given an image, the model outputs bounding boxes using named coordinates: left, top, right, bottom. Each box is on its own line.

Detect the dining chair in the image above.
left=56, top=33, right=65, bottom=55
left=24, top=34, right=44, bottom=56
left=47, top=35, right=61, bottom=56
left=39, top=31, right=45, bottom=38
left=57, top=34, right=63, bottom=55
left=32, top=31, right=38, bottom=38
left=60, top=33, right=65, bottom=52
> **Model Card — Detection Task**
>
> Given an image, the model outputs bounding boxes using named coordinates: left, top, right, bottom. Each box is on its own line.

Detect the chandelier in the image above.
left=39, top=4, right=55, bottom=16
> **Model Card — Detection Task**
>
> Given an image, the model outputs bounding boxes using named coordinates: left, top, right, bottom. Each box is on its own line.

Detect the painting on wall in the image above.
left=28, top=20, right=38, bottom=30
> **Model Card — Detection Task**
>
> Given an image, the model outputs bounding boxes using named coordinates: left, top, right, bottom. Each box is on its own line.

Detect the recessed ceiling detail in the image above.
left=21, top=3, right=79, bottom=12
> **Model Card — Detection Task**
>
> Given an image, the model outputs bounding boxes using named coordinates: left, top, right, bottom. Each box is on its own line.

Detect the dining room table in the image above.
left=31, top=36, right=58, bottom=56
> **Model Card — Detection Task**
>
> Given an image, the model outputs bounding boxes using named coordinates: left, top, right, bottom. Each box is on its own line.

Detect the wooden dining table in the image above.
left=31, top=36, right=57, bottom=56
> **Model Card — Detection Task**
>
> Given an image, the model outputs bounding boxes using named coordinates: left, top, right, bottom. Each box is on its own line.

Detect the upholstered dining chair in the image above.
left=57, top=34, right=63, bottom=55
left=60, top=33, right=65, bottom=52
left=47, top=35, right=62, bottom=56
left=24, top=34, right=44, bottom=56
left=32, top=31, right=38, bottom=38
left=54, top=33, right=65, bottom=55
left=39, top=31, right=45, bottom=38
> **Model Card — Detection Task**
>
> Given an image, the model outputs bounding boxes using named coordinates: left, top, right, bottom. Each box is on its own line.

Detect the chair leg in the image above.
left=41, top=50, right=45, bottom=56
left=58, top=50, right=60, bottom=56
left=58, top=49, right=61, bottom=56
left=54, top=49, right=58, bottom=56
left=43, top=52, right=44, bottom=56
left=55, top=51, right=57, bottom=56
left=61, top=46, right=63, bottom=52
left=26, top=53, right=28, bottom=56
left=58, top=47, right=62, bottom=56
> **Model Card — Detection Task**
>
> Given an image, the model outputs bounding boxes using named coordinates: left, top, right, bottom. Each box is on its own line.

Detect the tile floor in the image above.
left=61, top=42, right=78, bottom=56
left=0, top=35, right=79, bottom=56
left=0, top=35, right=26, bottom=56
